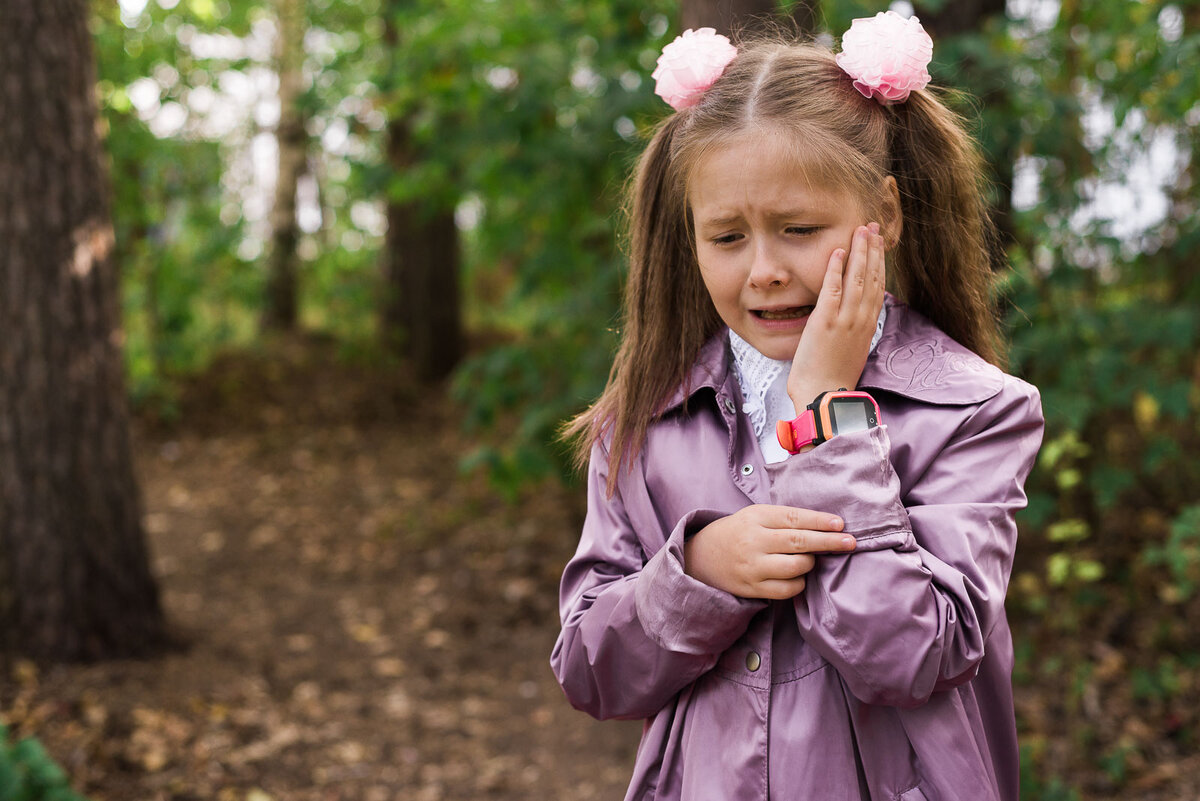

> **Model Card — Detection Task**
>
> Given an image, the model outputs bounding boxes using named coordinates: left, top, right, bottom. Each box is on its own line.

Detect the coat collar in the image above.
left=662, top=294, right=1004, bottom=415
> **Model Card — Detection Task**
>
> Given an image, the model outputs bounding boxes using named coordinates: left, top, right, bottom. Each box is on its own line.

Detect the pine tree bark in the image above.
left=682, top=0, right=818, bottom=37
left=0, top=0, right=165, bottom=660
left=264, top=0, right=307, bottom=331
left=380, top=0, right=461, bottom=381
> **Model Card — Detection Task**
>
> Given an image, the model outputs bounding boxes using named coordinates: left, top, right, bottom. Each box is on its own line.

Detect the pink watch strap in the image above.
left=776, top=410, right=819, bottom=454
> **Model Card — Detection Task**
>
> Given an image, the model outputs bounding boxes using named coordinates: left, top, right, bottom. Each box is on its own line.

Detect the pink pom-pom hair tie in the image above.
left=652, top=28, right=738, bottom=111
left=836, top=11, right=933, bottom=105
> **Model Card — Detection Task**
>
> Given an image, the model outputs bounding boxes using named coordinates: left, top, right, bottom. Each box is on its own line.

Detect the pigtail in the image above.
left=562, top=113, right=722, bottom=491
left=885, top=91, right=1005, bottom=366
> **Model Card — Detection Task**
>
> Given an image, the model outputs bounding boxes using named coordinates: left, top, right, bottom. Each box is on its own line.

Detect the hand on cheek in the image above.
left=786, top=223, right=886, bottom=414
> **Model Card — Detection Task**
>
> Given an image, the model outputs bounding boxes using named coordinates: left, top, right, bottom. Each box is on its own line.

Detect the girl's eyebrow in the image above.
left=697, top=213, right=743, bottom=228
left=698, top=208, right=817, bottom=228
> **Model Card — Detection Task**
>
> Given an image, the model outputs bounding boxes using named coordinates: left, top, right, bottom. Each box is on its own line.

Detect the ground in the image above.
left=2, top=337, right=1198, bottom=800
left=2, top=337, right=638, bottom=800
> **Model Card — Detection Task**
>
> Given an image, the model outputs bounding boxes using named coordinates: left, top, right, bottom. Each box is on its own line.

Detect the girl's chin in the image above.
left=734, top=329, right=802, bottom=361
left=760, top=343, right=800, bottom=361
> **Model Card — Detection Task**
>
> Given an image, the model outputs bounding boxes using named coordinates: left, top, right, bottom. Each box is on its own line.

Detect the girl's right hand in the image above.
left=684, top=505, right=856, bottom=599
left=786, top=223, right=887, bottom=414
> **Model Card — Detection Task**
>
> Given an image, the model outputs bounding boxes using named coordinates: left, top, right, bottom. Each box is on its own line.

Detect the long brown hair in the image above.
left=563, top=35, right=1003, bottom=490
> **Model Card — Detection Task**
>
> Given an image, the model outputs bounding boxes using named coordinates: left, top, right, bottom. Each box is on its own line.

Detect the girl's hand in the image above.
left=787, top=223, right=886, bottom=413
left=684, top=505, right=855, bottom=599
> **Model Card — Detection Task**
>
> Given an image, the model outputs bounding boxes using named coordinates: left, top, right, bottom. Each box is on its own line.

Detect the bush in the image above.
left=0, top=726, right=88, bottom=801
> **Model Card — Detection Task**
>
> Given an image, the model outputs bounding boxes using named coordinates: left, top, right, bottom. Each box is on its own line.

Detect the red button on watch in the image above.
left=776, top=389, right=882, bottom=454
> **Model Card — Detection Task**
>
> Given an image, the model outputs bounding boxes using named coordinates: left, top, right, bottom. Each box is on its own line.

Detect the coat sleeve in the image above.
left=550, top=439, right=766, bottom=720
left=771, top=378, right=1044, bottom=708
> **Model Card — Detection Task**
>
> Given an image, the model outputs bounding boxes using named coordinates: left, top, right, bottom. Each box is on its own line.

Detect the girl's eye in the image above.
left=786, top=226, right=820, bottom=236
left=712, top=233, right=743, bottom=245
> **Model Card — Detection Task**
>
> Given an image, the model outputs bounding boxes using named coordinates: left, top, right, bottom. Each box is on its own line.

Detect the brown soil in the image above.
left=1, top=336, right=639, bottom=800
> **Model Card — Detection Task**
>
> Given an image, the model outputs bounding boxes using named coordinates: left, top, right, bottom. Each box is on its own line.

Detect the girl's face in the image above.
left=689, top=133, right=891, bottom=361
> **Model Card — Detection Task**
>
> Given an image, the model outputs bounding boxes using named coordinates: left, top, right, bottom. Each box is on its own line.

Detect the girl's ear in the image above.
left=879, top=175, right=903, bottom=250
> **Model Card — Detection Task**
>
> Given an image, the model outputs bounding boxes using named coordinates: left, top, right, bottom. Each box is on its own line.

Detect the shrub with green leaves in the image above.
left=0, top=726, right=88, bottom=801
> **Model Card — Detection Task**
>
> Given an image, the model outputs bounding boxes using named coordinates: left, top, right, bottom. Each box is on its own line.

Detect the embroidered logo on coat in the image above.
left=884, top=340, right=990, bottom=393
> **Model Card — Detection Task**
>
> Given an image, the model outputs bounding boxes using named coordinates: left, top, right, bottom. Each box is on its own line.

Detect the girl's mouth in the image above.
left=753, top=306, right=813, bottom=320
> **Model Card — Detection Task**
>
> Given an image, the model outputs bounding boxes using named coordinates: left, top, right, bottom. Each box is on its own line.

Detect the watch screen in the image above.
left=830, top=399, right=872, bottom=434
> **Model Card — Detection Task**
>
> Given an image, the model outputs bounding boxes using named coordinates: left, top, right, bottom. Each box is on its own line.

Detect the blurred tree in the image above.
left=379, top=0, right=462, bottom=380
left=91, top=0, right=265, bottom=405
left=264, top=0, right=310, bottom=331
left=0, top=0, right=164, bottom=660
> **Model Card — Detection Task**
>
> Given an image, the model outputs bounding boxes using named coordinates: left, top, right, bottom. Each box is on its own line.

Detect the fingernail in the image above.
left=829, top=517, right=844, bottom=530
left=869, top=222, right=880, bottom=235
left=841, top=536, right=856, bottom=549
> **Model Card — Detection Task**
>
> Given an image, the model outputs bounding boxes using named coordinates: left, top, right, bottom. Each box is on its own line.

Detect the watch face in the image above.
left=829, top=398, right=876, bottom=435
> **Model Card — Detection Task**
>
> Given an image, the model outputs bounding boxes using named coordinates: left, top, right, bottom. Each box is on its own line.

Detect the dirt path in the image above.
left=2, top=342, right=639, bottom=800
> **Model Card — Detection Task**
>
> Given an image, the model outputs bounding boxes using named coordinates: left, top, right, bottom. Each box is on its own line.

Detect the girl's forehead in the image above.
left=687, top=131, right=864, bottom=213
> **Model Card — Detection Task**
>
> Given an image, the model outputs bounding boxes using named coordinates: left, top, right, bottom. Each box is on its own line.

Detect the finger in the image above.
left=855, top=238, right=884, bottom=333
left=766, top=528, right=856, bottom=555
left=759, top=552, right=817, bottom=580
left=755, top=576, right=807, bottom=600
left=866, top=225, right=885, bottom=309
left=816, top=246, right=846, bottom=317
left=749, top=504, right=843, bottom=531
left=841, top=226, right=871, bottom=310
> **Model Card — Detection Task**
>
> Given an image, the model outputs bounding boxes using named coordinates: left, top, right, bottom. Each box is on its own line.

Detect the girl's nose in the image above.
left=747, top=242, right=790, bottom=288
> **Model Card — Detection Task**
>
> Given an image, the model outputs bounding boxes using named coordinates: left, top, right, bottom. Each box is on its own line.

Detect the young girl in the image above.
left=552, top=13, right=1044, bottom=801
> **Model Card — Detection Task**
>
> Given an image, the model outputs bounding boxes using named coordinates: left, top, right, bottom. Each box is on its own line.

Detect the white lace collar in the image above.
left=730, top=305, right=888, bottom=463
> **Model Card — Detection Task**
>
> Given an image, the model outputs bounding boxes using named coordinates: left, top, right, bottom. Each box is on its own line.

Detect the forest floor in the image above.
left=2, top=335, right=638, bottom=801
left=2, top=334, right=1198, bottom=800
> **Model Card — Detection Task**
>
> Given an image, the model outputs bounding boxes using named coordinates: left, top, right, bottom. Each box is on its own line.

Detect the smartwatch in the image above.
left=776, top=389, right=882, bottom=454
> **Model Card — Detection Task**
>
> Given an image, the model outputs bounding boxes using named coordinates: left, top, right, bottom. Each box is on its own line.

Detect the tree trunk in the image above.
left=264, top=0, right=307, bottom=331
left=379, top=1, right=462, bottom=381
left=682, top=0, right=819, bottom=37
left=915, top=0, right=1006, bottom=39
left=380, top=124, right=462, bottom=381
left=0, top=0, right=165, bottom=660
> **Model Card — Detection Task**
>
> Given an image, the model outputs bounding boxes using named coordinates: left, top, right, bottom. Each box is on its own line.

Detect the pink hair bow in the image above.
left=836, top=11, right=933, bottom=105
left=652, top=28, right=738, bottom=111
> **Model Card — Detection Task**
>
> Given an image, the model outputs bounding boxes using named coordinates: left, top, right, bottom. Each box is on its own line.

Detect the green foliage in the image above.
left=1143, top=505, right=1200, bottom=601
left=376, top=0, right=674, bottom=487
left=1019, top=743, right=1082, bottom=801
left=93, top=0, right=263, bottom=411
left=0, top=726, right=89, bottom=801
left=995, top=2, right=1200, bottom=790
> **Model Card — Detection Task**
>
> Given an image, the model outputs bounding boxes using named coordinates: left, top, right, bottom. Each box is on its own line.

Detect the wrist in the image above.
left=683, top=530, right=725, bottom=591
left=788, top=384, right=841, bottom=415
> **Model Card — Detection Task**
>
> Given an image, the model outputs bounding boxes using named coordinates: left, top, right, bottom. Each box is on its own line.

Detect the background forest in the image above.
left=2, top=0, right=1200, bottom=799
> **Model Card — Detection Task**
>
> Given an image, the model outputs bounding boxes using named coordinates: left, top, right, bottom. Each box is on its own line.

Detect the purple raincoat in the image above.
left=551, top=295, right=1044, bottom=801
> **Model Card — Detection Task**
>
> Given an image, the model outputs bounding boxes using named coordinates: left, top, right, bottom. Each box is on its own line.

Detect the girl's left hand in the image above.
left=786, top=222, right=886, bottom=413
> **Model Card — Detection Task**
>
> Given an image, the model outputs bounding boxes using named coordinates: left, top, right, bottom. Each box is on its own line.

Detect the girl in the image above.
left=552, top=13, right=1044, bottom=801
